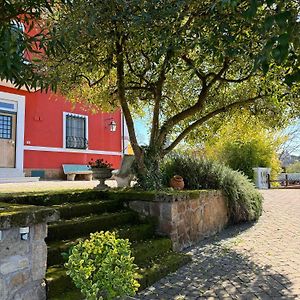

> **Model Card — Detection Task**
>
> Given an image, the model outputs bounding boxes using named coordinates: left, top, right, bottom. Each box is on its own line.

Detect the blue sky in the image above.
left=281, top=119, right=300, bottom=156
left=134, top=117, right=300, bottom=156
left=135, top=118, right=149, bottom=145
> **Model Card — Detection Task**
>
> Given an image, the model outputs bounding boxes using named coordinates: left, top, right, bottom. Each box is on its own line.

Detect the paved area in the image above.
left=137, top=190, right=300, bottom=299
left=0, top=179, right=117, bottom=194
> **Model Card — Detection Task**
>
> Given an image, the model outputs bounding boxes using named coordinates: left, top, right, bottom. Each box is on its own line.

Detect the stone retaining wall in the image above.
left=0, top=203, right=58, bottom=300
left=129, top=190, right=229, bottom=251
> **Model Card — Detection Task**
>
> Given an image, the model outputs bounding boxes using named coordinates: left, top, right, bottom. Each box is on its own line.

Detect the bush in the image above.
left=65, top=231, right=140, bottom=300
left=222, top=140, right=281, bottom=180
left=161, top=154, right=263, bottom=223
left=203, top=112, right=283, bottom=181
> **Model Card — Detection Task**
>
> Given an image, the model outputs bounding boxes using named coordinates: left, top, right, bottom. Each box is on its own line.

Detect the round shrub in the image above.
left=161, top=154, right=263, bottom=223
left=65, top=231, right=140, bottom=300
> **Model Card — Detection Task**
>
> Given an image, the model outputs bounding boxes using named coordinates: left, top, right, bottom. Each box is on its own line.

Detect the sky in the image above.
left=134, top=117, right=300, bottom=156
left=281, top=118, right=300, bottom=156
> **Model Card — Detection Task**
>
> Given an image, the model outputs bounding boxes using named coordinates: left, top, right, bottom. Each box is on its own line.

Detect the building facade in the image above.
left=0, top=82, right=130, bottom=181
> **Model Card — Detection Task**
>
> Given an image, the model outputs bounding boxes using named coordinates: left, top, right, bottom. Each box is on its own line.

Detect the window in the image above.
left=0, top=115, right=12, bottom=139
left=65, top=114, right=88, bottom=149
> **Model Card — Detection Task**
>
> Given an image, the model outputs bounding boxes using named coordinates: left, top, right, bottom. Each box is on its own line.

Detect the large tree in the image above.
left=35, top=0, right=299, bottom=176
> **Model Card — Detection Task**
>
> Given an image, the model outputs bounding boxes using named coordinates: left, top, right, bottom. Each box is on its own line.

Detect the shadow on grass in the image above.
left=136, top=223, right=296, bottom=300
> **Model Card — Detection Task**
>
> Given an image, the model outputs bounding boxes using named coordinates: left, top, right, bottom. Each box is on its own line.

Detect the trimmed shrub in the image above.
left=161, top=154, right=263, bottom=223
left=65, top=231, right=140, bottom=300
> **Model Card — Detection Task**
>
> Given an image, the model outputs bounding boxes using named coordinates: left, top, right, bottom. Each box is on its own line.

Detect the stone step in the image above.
left=0, top=176, right=40, bottom=183
left=48, top=234, right=169, bottom=267
left=0, top=168, right=24, bottom=178
left=52, top=199, right=124, bottom=220
left=46, top=252, right=191, bottom=299
left=47, top=210, right=140, bottom=242
left=1, top=190, right=117, bottom=206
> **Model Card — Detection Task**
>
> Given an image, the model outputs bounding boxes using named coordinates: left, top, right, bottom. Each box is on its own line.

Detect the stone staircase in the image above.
left=45, top=194, right=191, bottom=299
left=0, top=168, right=40, bottom=183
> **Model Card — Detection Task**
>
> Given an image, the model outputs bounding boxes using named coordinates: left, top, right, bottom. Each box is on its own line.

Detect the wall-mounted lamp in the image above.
left=105, top=118, right=117, bottom=132
left=20, top=227, right=30, bottom=240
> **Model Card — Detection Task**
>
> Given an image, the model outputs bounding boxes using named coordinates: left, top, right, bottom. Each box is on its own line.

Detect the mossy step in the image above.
left=52, top=199, right=124, bottom=220
left=47, top=210, right=139, bottom=242
left=1, top=190, right=112, bottom=206
left=46, top=252, right=191, bottom=299
left=132, top=238, right=172, bottom=266
left=48, top=236, right=170, bottom=267
left=138, top=252, right=191, bottom=290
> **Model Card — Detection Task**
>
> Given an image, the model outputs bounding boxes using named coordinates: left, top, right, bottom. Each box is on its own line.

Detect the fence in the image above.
left=267, top=173, right=300, bottom=188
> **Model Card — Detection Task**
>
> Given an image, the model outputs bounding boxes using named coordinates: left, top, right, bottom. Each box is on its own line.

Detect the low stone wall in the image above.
left=129, top=190, right=229, bottom=251
left=0, top=203, right=58, bottom=300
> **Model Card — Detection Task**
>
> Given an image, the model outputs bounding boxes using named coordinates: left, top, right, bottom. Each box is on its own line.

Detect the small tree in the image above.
left=203, top=113, right=283, bottom=179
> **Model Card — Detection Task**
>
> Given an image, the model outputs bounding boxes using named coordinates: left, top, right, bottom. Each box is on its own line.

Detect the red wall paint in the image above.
left=0, top=86, right=123, bottom=169
left=24, top=151, right=121, bottom=169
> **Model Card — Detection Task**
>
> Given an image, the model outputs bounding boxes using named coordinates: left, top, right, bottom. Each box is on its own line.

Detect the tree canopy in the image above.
left=14, top=0, right=300, bottom=174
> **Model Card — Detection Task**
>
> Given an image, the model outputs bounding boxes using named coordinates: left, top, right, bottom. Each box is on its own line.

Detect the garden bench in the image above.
left=112, top=155, right=135, bottom=187
left=62, top=164, right=93, bottom=181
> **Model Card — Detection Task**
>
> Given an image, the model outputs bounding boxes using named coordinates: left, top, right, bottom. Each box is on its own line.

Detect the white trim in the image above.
left=0, top=91, right=25, bottom=172
left=24, top=145, right=122, bottom=156
left=63, top=112, right=89, bottom=149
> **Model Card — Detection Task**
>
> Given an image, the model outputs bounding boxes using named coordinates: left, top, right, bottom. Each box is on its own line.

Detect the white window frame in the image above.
left=63, top=112, right=89, bottom=149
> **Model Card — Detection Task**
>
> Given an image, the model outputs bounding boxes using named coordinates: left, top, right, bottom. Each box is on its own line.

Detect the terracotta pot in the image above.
left=170, top=175, right=184, bottom=190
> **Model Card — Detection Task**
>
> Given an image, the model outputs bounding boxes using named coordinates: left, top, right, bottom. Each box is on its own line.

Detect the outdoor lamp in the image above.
left=109, top=120, right=117, bottom=132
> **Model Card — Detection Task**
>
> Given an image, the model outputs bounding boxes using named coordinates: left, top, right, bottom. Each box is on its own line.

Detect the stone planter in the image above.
left=92, top=168, right=113, bottom=189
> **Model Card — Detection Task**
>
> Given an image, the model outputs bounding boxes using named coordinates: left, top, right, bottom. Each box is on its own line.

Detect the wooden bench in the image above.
left=62, top=164, right=93, bottom=181
left=112, top=155, right=135, bottom=187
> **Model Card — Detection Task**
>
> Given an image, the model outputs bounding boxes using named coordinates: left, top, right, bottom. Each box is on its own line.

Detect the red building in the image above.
left=0, top=81, right=131, bottom=182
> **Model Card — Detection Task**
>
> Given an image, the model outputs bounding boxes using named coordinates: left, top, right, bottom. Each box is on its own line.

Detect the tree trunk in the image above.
left=115, top=38, right=146, bottom=174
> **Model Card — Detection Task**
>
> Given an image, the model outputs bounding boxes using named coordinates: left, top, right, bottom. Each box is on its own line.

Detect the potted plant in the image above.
left=88, top=158, right=113, bottom=189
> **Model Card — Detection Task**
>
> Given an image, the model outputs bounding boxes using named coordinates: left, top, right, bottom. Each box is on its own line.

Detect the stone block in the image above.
left=0, top=256, right=29, bottom=275
left=12, top=280, right=46, bottom=300
left=31, top=242, right=47, bottom=281
left=160, top=203, right=173, bottom=220
left=0, top=277, right=8, bottom=300
left=129, top=201, right=150, bottom=216
left=150, top=202, right=160, bottom=217
left=9, top=271, right=30, bottom=291
left=159, top=221, right=173, bottom=234
left=33, top=223, right=47, bottom=241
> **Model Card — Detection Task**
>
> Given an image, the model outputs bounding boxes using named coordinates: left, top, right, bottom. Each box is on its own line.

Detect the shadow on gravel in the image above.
left=136, top=223, right=296, bottom=300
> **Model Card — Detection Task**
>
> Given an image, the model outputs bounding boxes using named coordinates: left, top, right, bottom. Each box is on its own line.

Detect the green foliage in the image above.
left=134, top=146, right=163, bottom=190
left=65, top=231, right=140, bottom=300
left=0, top=0, right=56, bottom=88
left=286, top=161, right=300, bottom=173
left=161, top=155, right=263, bottom=223
left=222, top=141, right=275, bottom=179
left=203, top=112, right=283, bottom=180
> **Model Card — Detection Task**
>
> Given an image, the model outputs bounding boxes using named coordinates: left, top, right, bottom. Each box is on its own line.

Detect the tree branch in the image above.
left=181, top=54, right=206, bottom=83
left=116, top=38, right=143, bottom=169
left=77, top=74, right=106, bottom=87
left=150, top=49, right=173, bottom=145
left=163, top=95, right=264, bottom=154
left=219, top=73, right=252, bottom=83
left=207, top=57, right=230, bottom=88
